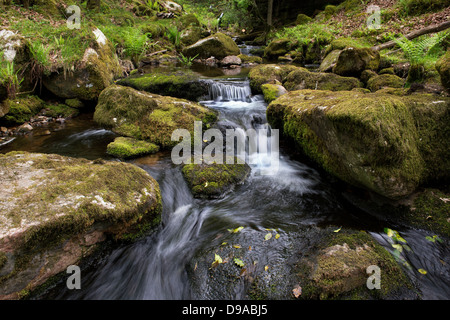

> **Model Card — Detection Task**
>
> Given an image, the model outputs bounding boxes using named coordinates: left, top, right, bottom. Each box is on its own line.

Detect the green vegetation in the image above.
left=107, top=137, right=160, bottom=159
left=0, top=58, right=22, bottom=99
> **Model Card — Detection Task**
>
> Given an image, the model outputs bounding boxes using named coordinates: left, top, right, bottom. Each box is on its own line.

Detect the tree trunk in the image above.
left=267, top=0, right=274, bottom=27
left=372, top=20, right=450, bottom=51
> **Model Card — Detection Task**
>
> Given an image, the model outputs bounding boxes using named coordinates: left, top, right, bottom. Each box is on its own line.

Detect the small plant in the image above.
left=165, top=26, right=180, bottom=49
left=123, top=28, right=151, bottom=63
left=393, top=31, right=448, bottom=83
left=0, top=58, right=23, bottom=99
left=178, top=53, right=198, bottom=68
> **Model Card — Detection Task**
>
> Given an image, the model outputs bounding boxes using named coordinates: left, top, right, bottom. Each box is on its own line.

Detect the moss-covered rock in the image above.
left=261, top=83, right=288, bottom=103
left=94, top=85, right=217, bottom=149
left=0, top=95, right=46, bottom=125
left=435, top=50, right=450, bottom=93
left=263, top=38, right=291, bottom=60
left=107, top=137, right=160, bottom=159
left=180, top=26, right=204, bottom=47
left=367, top=74, right=405, bottom=92
left=116, top=68, right=209, bottom=101
left=40, top=103, right=79, bottom=119
left=332, top=47, right=380, bottom=78
left=248, top=64, right=298, bottom=94
left=181, top=33, right=240, bottom=60
left=43, top=28, right=122, bottom=101
left=267, top=89, right=450, bottom=199
left=284, top=68, right=362, bottom=91
left=237, top=54, right=262, bottom=65
left=297, top=229, right=411, bottom=299
left=64, top=98, right=84, bottom=109
left=0, top=151, right=162, bottom=299
left=318, top=49, right=341, bottom=73
left=295, top=13, right=312, bottom=25
left=182, top=159, right=251, bottom=199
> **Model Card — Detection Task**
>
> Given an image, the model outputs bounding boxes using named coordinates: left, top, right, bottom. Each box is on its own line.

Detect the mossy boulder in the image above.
left=297, top=229, right=411, bottom=299
left=435, top=50, right=450, bottom=93
left=267, top=89, right=450, bottom=199
left=263, top=38, right=291, bottom=60
left=237, top=54, right=262, bottom=65
left=318, top=49, right=341, bottom=73
left=0, top=151, right=162, bottom=299
left=283, top=68, right=362, bottom=91
left=107, top=137, right=160, bottom=159
left=332, top=47, right=380, bottom=78
left=64, top=98, right=84, bottom=109
left=248, top=64, right=298, bottom=94
left=40, top=103, right=79, bottom=119
left=180, top=26, right=204, bottom=47
left=94, top=85, right=217, bottom=149
left=182, top=159, right=251, bottom=199
left=367, top=74, right=405, bottom=92
left=261, top=83, right=288, bottom=103
left=43, top=28, right=122, bottom=101
left=296, top=13, right=312, bottom=25
left=116, top=68, right=209, bottom=101
left=181, top=33, right=240, bottom=60
left=0, top=95, right=46, bottom=125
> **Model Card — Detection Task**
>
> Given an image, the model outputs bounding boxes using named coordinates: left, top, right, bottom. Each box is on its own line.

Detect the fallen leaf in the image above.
left=392, top=244, right=403, bottom=252
left=232, top=244, right=241, bottom=249
left=264, top=233, right=272, bottom=241
left=333, top=227, right=342, bottom=233
left=275, top=234, right=280, bottom=239
left=234, top=258, right=245, bottom=267
left=418, top=268, right=427, bottom=275
left=228, top=226, right=244, bottom=233
left=264, top=265, right=269, bottom=271
left=292, top=285, right=302, bottom=298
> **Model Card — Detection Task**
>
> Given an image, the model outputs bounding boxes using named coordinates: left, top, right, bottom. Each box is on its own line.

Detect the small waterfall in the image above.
left=206, top=80, right=252, bottom=102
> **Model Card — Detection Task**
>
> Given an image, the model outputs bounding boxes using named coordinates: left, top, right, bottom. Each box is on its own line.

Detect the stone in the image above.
left=263, top=38, right=291, bottom=60
left=219, top=55, right=242, bottom=67
left=367, top=74, right=405, bottom=92
left=107, top=137, right=160, bottom=159
left=94, top=85, right=217, bottom=149
left=43, top=28, right=122, bottom=101
left=267, top=89, right=450, bottom=199
left=283, top=68, right=362, bottom=91
left=318, top=49, right=341, bottom=73
left=0, top=151, right=162, bottom=299
left=435, top=50, right=450, bottom=93
left=332, top=47, right=380, bottom=78
left=261, top=83, right=288, bottom=103
left=181, top=33, right=240, bottom=60
left=248, top=64, right=299, bottom=94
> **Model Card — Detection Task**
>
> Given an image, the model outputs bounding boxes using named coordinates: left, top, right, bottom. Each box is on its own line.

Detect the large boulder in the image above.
left=181, top=33, right=240, bottom=60
left=318, top=49, right=341, bottom=73
left=116, top=68, right=209, bottom=101
left=263, top=38, right=291, bottom=60
left=248, top=64, right=298, bottom=94
left=43, top=28, right=122, bottom=101
left=0, top=151, right=162, bottom=299
left=332, top=47, right=380, bottom=78
left=436, top=50, right=450, bottom=93
left=283, top=67, right=362, bottom=91
left=0, top=95, right=46, bottom=125
left=94, top=85, right=217, bottom=149
left=367, top=74, right=405, bottom=92
left=267, top=89, right=450, bottom=199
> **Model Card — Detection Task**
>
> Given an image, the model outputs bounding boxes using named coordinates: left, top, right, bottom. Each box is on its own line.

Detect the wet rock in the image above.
left=182, top=159, right=251, bottom=199
left=261, top=83, right=288, bottom=103
left=43, top=28, right=122, bottom=101
left=94, top=85, right=217, bottom=149
left=248, top=64, right=298, bottom=94
left=436, top=51, right=450, bottom=93
left=0, top=151, right=162, bottom=299
left=263, top=38, right=291, bottom=61
left=17, top=123, right=33, bottom=132
left=367, top=74, right=405, bottom=92
left=332, top=47, right=380, bottom=78
left=318, top=49, right=341, bottom=73
left=107, top=137, right=160, bottom=159
left=219, top=55, right=242, bottom=68
left=267, top=89, right=450, bottom=199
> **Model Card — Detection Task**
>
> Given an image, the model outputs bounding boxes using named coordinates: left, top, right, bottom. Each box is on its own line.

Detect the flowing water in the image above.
left=2, top=73, right=449, bottom=300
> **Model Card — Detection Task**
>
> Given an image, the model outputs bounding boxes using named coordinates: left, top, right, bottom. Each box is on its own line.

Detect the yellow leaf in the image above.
left=228, top=226, right=244, bottom=233
left=333, top=227, right=342, bottom=233
left=232, top=244, right=241, bottom=249
left=418, top=268, right=427, bottom=275
left=264, top=265, right=269, bottom=271
left=264, top=233, right=272, bottom=241
left=275, top=234, right=280, bottom=239
left=392, top=244, right=403, bottom=252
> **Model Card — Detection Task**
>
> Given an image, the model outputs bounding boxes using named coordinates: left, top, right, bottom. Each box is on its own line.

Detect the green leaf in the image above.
left=264, top=233, right=272, bottom=241
left=384, top=228, right=395, bottom=238
left=392, top=244, right=403, bottom=252
left=233, top=258, right=245, bottom=267
left=425, top=236, right=435, bottom=242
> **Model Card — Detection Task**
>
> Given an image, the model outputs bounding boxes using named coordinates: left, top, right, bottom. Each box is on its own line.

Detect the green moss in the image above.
left=0, top=251, right=6, bottom=270
left=435, top=50, right=450, bottom=92
left=94, top=85, right=217, bottom=149
left=237, top=54, right=262, bottom=64
left=298, top=229, right=411, bottom=299
left=267, top=90, right=449, bottom=199
left=1, top=95, right=46, bottom=125
left=367, top=74, right=405, bottom=92
left=248, top=64, right=298, bottom=94
left=261, top=84, right=284, bottom=103
left=181, top=32, right=240, bottom=60
left=107, top=137, right=160, bottom=159
left=64, top=98, right=84, bottom=109
left=283, top=68, right=362, bottom=91
left=295, top=14, right=312, bottom=25
left=182, top=158, right=251, bottom=198
left=41, top=103, right=79, bottom=118
left=264, top=38, right=291, bottom=60
left=117, top=69, right=208, bottom=101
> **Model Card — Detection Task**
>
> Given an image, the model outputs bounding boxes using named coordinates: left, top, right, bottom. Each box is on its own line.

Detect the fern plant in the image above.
left=393, top=31, right=449, bottom=83
left=178, top=53, right=198, bottom=68
left=165, top=26, right=181, bottom=49
left=0, top=59, right=23, bottom=99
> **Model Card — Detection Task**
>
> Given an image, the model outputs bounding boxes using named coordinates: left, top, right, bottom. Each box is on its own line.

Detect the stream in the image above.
left=1, top=69, right=449, bottom=300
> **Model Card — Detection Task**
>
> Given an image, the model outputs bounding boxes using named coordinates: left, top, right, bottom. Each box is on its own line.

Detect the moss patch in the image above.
left=1, top=95, right=46, bottom=125
left=182, top=158, right=251, bottom=199
left=107, top=137, right=160, bottom=159
left=283, top=68, right=362, bottom=91
left=248, top=64, right=298, bottom=94
left=94, top=85, right=217, bottom=149
left=267, top=89, right=450, bottom=199
left=367, top=74, right=405, bottom=92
